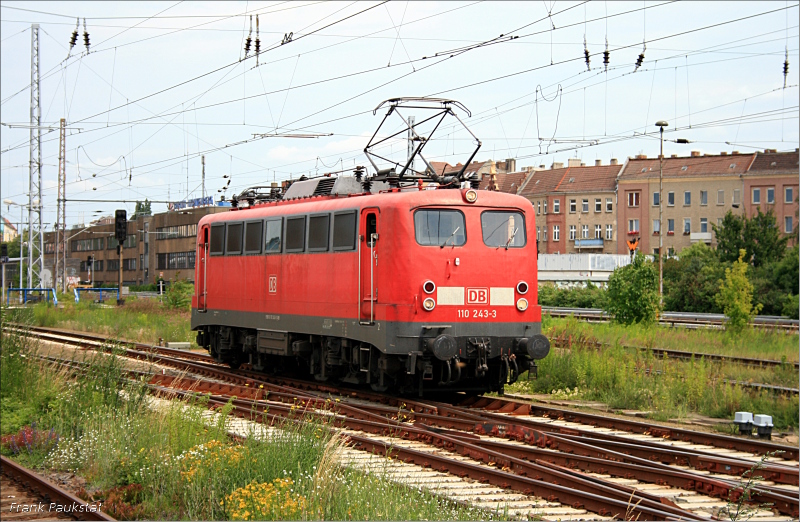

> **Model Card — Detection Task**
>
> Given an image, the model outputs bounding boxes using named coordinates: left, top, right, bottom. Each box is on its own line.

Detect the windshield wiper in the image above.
left=505, top=227, right=519, bottom=250
left=440, top=226, right=461, bottom=249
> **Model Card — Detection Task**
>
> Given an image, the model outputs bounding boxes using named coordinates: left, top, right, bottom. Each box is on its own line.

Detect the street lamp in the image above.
left=655, top=121, right=668, bottom=307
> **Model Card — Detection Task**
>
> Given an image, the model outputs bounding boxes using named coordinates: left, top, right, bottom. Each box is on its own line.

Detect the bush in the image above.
left=165, top=278, right=193, bottom=310
left=716, top=249, right=762, bottom=333
left=538, top=282, right=606, bottom=309
left=604, top=252, right=660, bottom=325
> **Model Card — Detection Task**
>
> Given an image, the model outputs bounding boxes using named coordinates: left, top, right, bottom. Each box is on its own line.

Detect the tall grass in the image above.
left=0, top=325, right=500, bottom=520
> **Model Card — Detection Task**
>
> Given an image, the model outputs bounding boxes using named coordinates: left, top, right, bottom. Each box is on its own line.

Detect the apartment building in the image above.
left=44, top=205, right=229, bottom=286
left=616, top=149, right=799, bottom=255
left=518, top=158, right=623, bottom=254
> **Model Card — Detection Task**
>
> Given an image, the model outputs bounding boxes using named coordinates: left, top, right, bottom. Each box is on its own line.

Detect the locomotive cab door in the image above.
left=359, top=208, right=379, bottom=324
left=197, top=225, right=209, bottom=312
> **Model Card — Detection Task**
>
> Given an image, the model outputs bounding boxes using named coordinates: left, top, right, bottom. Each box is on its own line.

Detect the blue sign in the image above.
left=169, top=196, right=214, bottom=211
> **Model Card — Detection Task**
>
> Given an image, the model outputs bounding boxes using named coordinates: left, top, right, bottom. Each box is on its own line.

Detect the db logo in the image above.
left=268, top=275, right=278, bottom=294
left=467, top=288, right=488, bottom=304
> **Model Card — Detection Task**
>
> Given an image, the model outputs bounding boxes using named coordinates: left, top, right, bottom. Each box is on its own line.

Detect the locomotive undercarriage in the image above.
left=197, top=325, right=527, bottom=396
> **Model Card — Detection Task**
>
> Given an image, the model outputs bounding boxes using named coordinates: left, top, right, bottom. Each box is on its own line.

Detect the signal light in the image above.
left=516, top=281, right=528, bottom=295
left=422, top=280, right=436, bottom=294
left=115, top=209, right=127, bottom=244
left=465, top=189, right=478, bottom=203
left=422, top=298, right=436, bottom=311
left=516, top=298, right=528, bottom=311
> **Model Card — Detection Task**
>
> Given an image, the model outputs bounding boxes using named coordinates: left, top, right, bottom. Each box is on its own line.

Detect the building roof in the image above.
left=3, top=217, right=17, bottom=233
left=746, top=150, right=799, bottom=175
left=478, top=171, right=529, bottom=193
left=618, top=153, right=755, bottom=181
left=518, top=164, right=621, bottom=197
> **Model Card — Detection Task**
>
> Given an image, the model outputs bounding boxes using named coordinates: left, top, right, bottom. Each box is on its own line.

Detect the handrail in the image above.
left=6, top=288, right=57, bottom=306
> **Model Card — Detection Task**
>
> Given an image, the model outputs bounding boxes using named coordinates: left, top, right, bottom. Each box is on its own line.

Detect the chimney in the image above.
left=568, top=158, right=582, bottom=167
left=594, top=159, right=602, bottom=166
left=539, top=164, right=545, bottom=169
left=670, top=154, right=678, bottom=158
left=506, top=158, right=516, bottom=172
left=720, top=151, right=727, bottom=155
left=635, top=154, right=647, bottom=159
left=732, top=151, right=739, bottom=154
left=691, top=150, right=701, bottom=157
left=551, top=162, right=564, bottom=169
left=610, top=158, right=618, bottom=165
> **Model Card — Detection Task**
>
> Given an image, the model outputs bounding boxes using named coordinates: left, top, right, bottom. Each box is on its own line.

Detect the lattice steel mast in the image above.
left=56, top=117, right=66, bottom=292
left=28, top=24, right=43, bottom=289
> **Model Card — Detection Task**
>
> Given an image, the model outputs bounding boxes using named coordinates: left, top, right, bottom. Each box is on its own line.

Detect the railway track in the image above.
left=1, top=456, right=112, bottom=521
left=544, top=306, right=800, bottom=332
left=11, top=324, right=799, bottom=521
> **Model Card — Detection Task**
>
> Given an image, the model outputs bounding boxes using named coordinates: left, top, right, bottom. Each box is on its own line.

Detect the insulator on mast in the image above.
left=634, top=44, right=645, bottom=72
left=583, top=36, right=590, bottom=71
left=603, top=37, right=609, bottom=71
left=244, top=15, right=253, bottom=57
left=69, top=18, right=79, bottom=51
left=82, top=18, right=90, bottom=52
left=255, top=15, right=261, bottom=65
left=783, top=48, right=789, bottom=88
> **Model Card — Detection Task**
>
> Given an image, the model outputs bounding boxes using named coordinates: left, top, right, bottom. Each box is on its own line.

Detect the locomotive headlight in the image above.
left=516, top=298, right=529, bottom=311
left=516, top=281, right=529, bottom=294
left=423, top=297, right=436, bottom=311
left=465, top=189, right=478, bottom=203
left=422, top=280, right=436, bottom=294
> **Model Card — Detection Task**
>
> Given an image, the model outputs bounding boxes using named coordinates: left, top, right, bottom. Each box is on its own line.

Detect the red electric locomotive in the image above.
left=191, top=98, right=550, bottom=396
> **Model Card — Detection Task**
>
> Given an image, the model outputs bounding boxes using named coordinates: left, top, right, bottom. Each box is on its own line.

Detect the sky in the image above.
left=1, top=1, right=798, bottom=230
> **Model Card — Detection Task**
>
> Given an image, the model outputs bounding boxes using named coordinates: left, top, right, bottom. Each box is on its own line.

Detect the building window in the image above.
left=553, top=199, right=560, bottom=213
left=717, top=189, right=725, bottom=205
left=718, top=217, right=723, bottom=226
left=653, top=192, right=660, bottom=206
left=667, top=219, right=674, bottom=233
left=107, top=259, right=119, bottom=272
left=582, top=224, right=589, bottom=238
left=667, top=191, right=675, bottom=206
left=543, top=200, right=548, bottom=214
left=653, top=219, right=660, bottom=234
left=542, top=225, right=547, bottom=242
left=752, top=188, right=761, bottom=204
left=569, top=225, right=576, bottom=240
left=606, top=198, right=613, bottom=212
left=627, top=192, right=640, bottom=207
left=582, top=199, right=589, bottom=212
left=537, top=201, right=541, bottom=215
left=767, top=187, right=774, bottom=204
left=628, top=219, right=639, bottom=233
left=684, top=191, right=691, bottom=206
left=786, top=216, right=793, bottom=233
left=700, top=190, right=708, bottom=206
left=786, top=186, right=794, bottom=204
left=594, top=224, right=602, bottom=238
left=605, top=224, right=613, bottom=240
left=123, top=258, right=137, bottom=271
left=700, top=218, right=708, bottom=233
left=536, top=227, right=540, bottom=241
left=595, top=199, right=602, bottom=212
left=569, top=199, right=576, bottom=213
left=733, top=189, right=741, bottom=205
left=155, top=223, right=197, bottom=240
left=553, top=225, right=560, bottom=241
left=684, top=218, right=691, bottom=234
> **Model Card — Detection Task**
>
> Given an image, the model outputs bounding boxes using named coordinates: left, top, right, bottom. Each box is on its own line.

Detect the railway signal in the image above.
left=115, top=210, right=126, bottom=306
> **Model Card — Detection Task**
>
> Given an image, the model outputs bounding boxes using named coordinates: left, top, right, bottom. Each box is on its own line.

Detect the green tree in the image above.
left=131, top=199, right=152, bottom=219
left=663, top=242, right=726, bottom=313
left=750, top=244, right=799, bottom=317
left=716, top=249, right=762, bottom=333
left=604, top=252, right=660, bottom=325
left=714, top=209, right=788, bottom=267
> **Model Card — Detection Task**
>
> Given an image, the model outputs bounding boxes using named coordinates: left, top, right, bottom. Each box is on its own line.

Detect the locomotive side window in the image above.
left=414, top=210, right=466, bottom=247
left=481, top=211, right=526, bottom=248
left=264, top=218, right=282, bottom=254
left=244, top=220, right=263, bottom=254
left=332, top=211, right=357, bottom=251
left=284, top=216, right=306, bottom=253
left=308, top=213, right=330, bottom=252
left=226, top=222, right=243, bottom=255
left=210, top=223, right=225, bottom=256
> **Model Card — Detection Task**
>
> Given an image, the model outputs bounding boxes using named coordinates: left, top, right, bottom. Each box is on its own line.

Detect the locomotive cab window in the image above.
left=414, top=209, right=466, bottom=247
left=264, top=218, right=282, bottom=254
left=308, top=213, right=330, bottom=252
left=284, top=216, right=306, bottom=253
left=210, top=224, right=225, bottom=255
left=481, top=211, right=526, bottom=248
left=226, top=222, right=243, bottom=255
left=333, top=211, right=357, bottom=251
left=244, top=220, right=263, bottom=254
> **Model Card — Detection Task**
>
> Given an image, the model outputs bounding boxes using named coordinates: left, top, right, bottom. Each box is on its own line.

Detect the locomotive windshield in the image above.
left=414, top=210, right=466, bottom=247
left=481, top=211, right=526, bottom=248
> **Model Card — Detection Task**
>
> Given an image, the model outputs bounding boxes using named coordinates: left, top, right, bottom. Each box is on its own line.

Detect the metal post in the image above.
left=57, top=118, right=66, bottom=293
left=118, top=244, right=123, bottom=305
left=19, top=205, right=24, bottom=298
left=658, top=126, right=664, bottom=306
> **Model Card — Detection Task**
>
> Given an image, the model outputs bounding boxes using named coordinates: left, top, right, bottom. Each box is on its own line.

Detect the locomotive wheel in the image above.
left=370, top=382, right=389, bottom=393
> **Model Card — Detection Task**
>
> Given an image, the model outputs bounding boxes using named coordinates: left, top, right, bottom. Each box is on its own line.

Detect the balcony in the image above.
left=690, top=232, right=713, bottom=243
left=574, top=238, right=605, bottom=249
